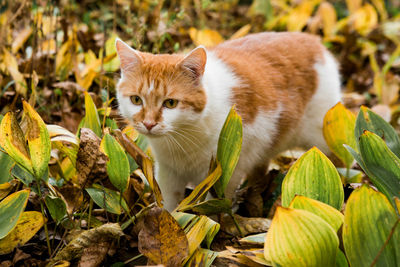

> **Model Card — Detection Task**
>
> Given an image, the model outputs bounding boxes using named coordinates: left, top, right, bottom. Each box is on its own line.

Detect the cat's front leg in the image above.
left=155, top=163, right=185, bottom=211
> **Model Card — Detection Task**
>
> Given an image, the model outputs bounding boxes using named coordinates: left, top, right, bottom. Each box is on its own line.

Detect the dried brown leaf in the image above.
left=138, top=207, right=189, bottom=267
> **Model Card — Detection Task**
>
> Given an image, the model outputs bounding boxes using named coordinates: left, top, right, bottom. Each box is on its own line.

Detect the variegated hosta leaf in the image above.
left=0, top=189, right=30, bottom=239
left=265, top=206, right=339, bottom=267
left=0, top=112, right=33, bottom=174
left=289, top=195, right=344, bottom=232
left=343, top=185, right=400, bottom=267
left=23, top=101, right=51, bottom=179
left=281, top=147, right=344, bottom=210
left=0, top=211, right=45, bottom=255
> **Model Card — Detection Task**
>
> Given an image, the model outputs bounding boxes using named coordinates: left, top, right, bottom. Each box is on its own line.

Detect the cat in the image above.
left=115, top=32, right=341, bottom=211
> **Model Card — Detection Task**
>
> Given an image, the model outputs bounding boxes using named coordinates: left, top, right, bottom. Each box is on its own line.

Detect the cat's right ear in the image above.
left=115, top=38, right=142, bottom=72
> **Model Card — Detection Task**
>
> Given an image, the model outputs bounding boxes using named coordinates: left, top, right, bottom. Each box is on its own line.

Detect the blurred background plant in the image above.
left=0, top=0, right=399, bottom=133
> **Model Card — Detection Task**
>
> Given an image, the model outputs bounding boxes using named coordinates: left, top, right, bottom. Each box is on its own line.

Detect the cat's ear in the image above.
left=179, top=46, right=207, bottom=81
left=115, top=38, right=142, bottom=72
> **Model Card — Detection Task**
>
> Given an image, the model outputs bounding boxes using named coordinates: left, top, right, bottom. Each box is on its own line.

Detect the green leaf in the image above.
left=177, top=163, right=222, bottom=211
left=83, top=92, right=102, bottom=137
left=45, top=195, right=67, bottom=224
left=289, top=195, right=344, bottom=232
left=265, top=206, right=339, bottom=267
left=281, top=147, right=344, bottom=210
left=336, top=249, right=348, bottom=267
left=0, top=151, right=14, bottom=184
left=239, top=233, right=266, bottom=245
left=11, top=164, right=34, bottom=186
left=343, top=185, right=400, bottom=267
left=188, top=198, right=232, bottom=216
left=86, top=186, right=128, bottom=215
left=0, top=189, right=30, bottom=239
left=323, top=102, right=357, bottom=168
left=100, top=134, right=130, bottom=192
left=358, top=131, right=400, bottom=201
left=214, top=107, right=242, bottom=198
left=355, top=106, right=400, bottom=157
left=22, top=101, right=51, bottom=179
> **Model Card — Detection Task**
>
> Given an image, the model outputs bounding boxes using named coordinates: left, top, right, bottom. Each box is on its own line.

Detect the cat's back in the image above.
left=209, top=32, right=328, bottom=123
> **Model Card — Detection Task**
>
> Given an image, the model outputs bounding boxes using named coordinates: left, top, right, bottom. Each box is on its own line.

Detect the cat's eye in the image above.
left=163, top=99, right=178, bottom=109
left=130, top=95, right=142, bottom=105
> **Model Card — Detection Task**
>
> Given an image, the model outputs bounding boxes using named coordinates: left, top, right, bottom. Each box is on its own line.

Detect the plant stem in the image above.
left=229, top=213, right=244, bottom=238
left=36, top=181, right=52, bottom=256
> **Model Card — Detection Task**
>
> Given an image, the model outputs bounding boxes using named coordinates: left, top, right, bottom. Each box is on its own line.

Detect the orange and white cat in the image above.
left=115, top=32, right=341, bottom=211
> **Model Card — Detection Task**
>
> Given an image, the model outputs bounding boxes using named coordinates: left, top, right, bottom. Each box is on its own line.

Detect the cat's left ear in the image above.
left=179, top=46, right=207, bottom=81
left=115, top=38, right=142, bottom=72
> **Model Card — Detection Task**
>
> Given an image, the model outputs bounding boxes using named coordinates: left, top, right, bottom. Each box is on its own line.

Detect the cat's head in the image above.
left=115, top=39, right=207, bottom=137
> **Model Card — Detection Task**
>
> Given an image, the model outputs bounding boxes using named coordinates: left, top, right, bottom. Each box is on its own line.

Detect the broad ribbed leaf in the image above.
left=323, top=102, right=356, bottom=168
left=289, top=195, right=344, bottom=232
left=0, top=189, right=30, bottom=239
left=86, top=187, right=128, bottom=215
left=0, top=211, right=44, bottom=255
left=214, top=107, right=242, bottom=197
left=265, top=207, right=339, bottom=267
left=83, top=91, right=102, bottom=137
left=343, top=185, right=400, bottom=267
left=100, top=133, right=130, bottom=192
left=184, top=215, right=220, bottom=263
left=281, top=147, right=344, bottom=209
left=22, top=101, right=51, bottom=179
left=45, top=195, right=67, bottom=224
left=358, top=131, right=400, bottom=201
left=184, top=248, right=218, bottom=267
left=355, top=106, right=400, bottom=157
left=0, top=112, right=33, bottom=174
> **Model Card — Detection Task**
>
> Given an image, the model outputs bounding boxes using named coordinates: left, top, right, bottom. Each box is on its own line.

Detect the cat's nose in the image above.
left=143, top=121, right=157, bottom=131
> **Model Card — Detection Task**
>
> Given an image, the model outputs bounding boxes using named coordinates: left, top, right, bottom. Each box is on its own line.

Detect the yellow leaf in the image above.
left=189, top=27, right=224, bottom=47
left=176, top=163, right=222, bottom=212
left=2, top=49, right=27, bottom=96
left=23, top=101, right=51, bottom=179
left=0, top=112, right=33, bottom=174
left=0, top=182, right=15, bottom=201
left=265, top=207, right=339, bottom=267
left=289, top=195, right=344, bottom=232
left=286, top=0, right=321, bottom=32
left=0, top=211, right=45, bottom=255
left=184, top=215, right=219, bottom=262
left=346, top=0, right=362, bottom=14
left=323, top=102, right=357, bottom=168
left=11, top=27, right=32, bottom=54
left=229, top=24, right=251, bottom=40
left=351, top=4, right=378, bottom=36
left=319, top=2, right=337, bottom=38
left=371, top=0, right=387, bottom=20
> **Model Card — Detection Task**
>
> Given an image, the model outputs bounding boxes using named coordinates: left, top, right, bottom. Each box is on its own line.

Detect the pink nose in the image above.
left=143, top=121, right=157, bottom=131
